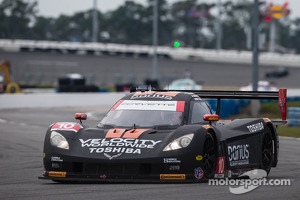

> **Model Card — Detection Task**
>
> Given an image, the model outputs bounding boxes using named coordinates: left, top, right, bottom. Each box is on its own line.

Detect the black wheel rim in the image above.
left=203, top=134, right=216, bottom=177
left=262, top=132, right=273, bottom=171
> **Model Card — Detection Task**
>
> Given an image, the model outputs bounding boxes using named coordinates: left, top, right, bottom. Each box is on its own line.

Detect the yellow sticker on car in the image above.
left=196, top=155, right=203, bottom=161
left=49, top=171, right=67, bottom=178
left=160, top=174, right=186, bottom=180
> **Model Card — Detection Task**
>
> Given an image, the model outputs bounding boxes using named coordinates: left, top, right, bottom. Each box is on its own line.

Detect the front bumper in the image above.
left=40, top=153, right=206, bottom=183
left=38, top=173, right=200, bottom=183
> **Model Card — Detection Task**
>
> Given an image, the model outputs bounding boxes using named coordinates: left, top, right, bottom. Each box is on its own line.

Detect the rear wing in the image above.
left=191, top=89, right=287, bottom=122
left=154, top=88, right=287, bottom=122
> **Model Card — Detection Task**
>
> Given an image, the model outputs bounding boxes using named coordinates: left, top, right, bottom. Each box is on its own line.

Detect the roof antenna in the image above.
left=131, top=124, right=136, bottom=132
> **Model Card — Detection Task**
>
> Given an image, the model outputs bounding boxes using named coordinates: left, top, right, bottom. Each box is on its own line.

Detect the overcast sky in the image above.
left=36, top=0, right=299, bottom=19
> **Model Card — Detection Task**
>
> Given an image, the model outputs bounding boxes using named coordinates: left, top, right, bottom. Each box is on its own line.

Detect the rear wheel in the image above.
left=202, top=132, right=217, bottom=179
left=260, top=128, right=273, bottom=175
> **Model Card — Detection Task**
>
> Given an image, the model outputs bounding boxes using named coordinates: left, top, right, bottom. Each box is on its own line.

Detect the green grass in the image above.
left=231, top=101, right=300, bottom=138
left=277, top=126, right=300, bottom=138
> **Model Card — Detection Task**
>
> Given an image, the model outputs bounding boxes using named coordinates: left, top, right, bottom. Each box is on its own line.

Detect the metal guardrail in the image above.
left=1, top=39, right=300, bottom=67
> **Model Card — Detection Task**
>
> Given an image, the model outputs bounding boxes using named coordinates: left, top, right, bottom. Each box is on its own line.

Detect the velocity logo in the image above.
left=79, top=138, right=162, bottom=158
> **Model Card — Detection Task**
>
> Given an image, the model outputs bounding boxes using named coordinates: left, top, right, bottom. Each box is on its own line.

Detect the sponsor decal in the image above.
left=160, top=174, right=186, bottom=180
left=51, top=163, right=60, bottom=169
left=51, top=156, right=63, bottom=162
left=163, top=158, right=181, bottom=163
left=196, top=155, right=203, bottom=161
left=228, top=144, right=250, bottom=166
left=214, top=174, right=225, bottom=178
left=79, top=138, right=162, bottom=159
left=247, top=122, right=264, bottom=133
left=194, top=167, right=204, bottom=179
left=111, top=100, right=185, bottom=112
left=193, top=97, right=201, bottom=101
left=230, top=170, right=244, bottom=177
left=278, top=89, right=287, bottom=120
left=48, top=171, right=66, bottom=178
left=104, top=153, right=122, bottom=160
left=228, top=170, right=232, bottom=178
left=51, top=122, right=82, bottom=132
left=169, top=165, right=180, bottom=171
left=132, top=91, right=179, bottom=100
left=215, top=157, right=225, bottom=174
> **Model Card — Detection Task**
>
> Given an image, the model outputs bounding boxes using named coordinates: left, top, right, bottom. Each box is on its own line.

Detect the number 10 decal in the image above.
left=51, top=122, right=83, bottom=132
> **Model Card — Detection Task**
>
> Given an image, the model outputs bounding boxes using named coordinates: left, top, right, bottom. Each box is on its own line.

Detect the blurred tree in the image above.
left=219, top=1, right=252, bottom=50
left=31, top=9, right=103, bottom=42
left=284, top=18, right=300, bottom=53
left=104, top=1, right=147, bottom=44
left=0, top=0, right=38, bottom=39
left=31, top=16, right=55, bottom=40
left=170, top=0, right=215, bottom=48
left=102, top=0, right=173, bottom=45
left=144, top=0, right=175, bottom=46
left=171, top=0, right=200, bottom=47
left=0, top=0, right=299, bottom=53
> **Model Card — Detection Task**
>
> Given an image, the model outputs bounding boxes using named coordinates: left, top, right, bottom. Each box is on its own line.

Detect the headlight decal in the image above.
left=50, top=131, right=69, bottom=150
left=163, top=133, right=194, bottom=151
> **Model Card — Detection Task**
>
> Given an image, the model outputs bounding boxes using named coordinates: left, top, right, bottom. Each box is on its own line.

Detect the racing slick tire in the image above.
left=260, top=127, right=274, bottom=175
left=202, top=132, right=217, bottom=180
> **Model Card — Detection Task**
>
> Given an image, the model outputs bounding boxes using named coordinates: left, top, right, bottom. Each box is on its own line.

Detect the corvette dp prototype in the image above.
left=39, top=88, right=287, bottom=183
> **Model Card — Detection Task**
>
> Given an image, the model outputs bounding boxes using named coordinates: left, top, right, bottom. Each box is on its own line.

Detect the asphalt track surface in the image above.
left=0, top=93, right=300, bottom=200
left=1, top=51, right=300, bottom=88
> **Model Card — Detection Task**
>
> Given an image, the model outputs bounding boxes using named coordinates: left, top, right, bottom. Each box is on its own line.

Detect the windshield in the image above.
left=98, top=110, right=183, bottom=128
left=98, top=99, right=184, bottom=128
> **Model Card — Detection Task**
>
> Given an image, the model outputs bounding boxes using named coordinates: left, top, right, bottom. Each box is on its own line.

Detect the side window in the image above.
left=189, top=101, right=211, bottom=124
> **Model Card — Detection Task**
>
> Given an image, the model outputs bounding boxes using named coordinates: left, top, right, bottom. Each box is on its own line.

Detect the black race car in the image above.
left=39, top=88, right=287, bottom=183
left=265, top=67, right=289, bottom=78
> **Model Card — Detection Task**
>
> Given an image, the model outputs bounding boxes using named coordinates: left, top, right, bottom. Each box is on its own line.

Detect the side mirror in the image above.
left=203, top=114, right=219, bottom=122
left=75, top=113, right=87, bottom=123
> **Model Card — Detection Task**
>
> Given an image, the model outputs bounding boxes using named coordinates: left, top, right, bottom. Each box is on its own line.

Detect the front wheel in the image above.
left=202, top=132, right=217, bottom=179
left=260, top=128, right=274, bottom=175
left=6, top=82, right=20, bottom=93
